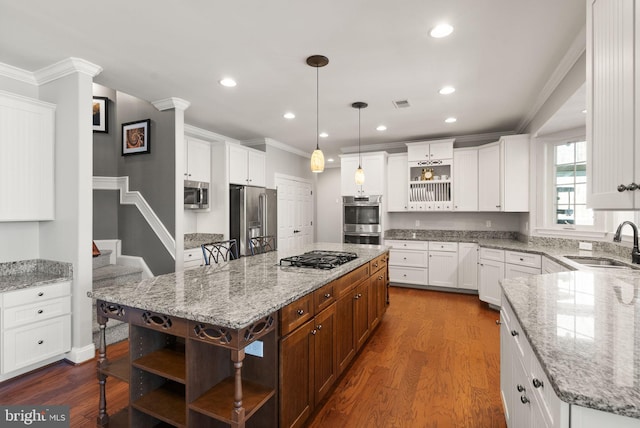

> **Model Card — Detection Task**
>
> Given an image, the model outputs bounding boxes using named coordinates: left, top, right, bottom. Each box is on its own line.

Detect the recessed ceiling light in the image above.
left=327, top=158, right=335, bottom=163
left=445, top=117, right=457, bottom=123
left=582, top=109, right=587, bottom=114
left=219, top=78, right=237, bottom=87
left=430, top=23, right=454, bottom=38
left=283, top=112, right=295, bottom=119
left=319, top=132, right=329, bottom=138
left=376, top=125, right=387, bottom=131
left=439, top=86, right=456, bottom=95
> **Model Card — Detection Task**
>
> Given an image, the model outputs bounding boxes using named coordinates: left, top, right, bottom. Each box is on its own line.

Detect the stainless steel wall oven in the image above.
left=343, top=195, right=382, bottom=245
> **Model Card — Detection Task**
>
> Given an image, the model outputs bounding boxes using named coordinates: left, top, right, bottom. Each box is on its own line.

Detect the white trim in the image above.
left=34, top=57, right=102, bottom=85
left=516, top=25, right=587, bottom=133
left=244, top=137, right=311, bottom=159
left=0, top=89, right=57, bottom=109
left=184, top=123, right=240, bottom=144
left=0, top=62, right=37, bottom=85
left=65, top=344, right=95, bottom=364
left=93, top=176, right=176, bottom=259
left=152, top=97, right=191, bottom=112
left=274, top=172, right=313, bottom=185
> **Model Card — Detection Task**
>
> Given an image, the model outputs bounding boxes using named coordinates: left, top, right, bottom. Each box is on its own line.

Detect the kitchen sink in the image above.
left=564, top=256, right=640, bottom=270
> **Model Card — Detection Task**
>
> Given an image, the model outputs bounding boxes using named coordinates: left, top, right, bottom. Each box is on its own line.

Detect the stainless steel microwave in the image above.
left=184, top=180, right=209, bottom=209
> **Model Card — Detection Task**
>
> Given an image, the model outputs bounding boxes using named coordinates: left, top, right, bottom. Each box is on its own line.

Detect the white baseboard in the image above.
left=65, top=344, right=96, bottom=364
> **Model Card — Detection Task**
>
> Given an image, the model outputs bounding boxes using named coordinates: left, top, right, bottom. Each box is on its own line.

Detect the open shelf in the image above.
left=104, top=407, right=129, bottom=428
left=132, top=348, right=186, bottom=384
left=132, top=383, right=186, bottom=427
left=100, top=354, right=130, bottom=383
left=189, top=377, right=275, bottom=423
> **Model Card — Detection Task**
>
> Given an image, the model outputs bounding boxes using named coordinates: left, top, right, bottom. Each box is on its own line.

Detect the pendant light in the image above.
left=352, top=102, right=368, bottom=185
left=307, top=55, right=329, bottom=173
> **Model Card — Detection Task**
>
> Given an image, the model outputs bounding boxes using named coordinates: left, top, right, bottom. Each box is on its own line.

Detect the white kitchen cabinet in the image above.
left=505, top=250, right=541, bottom=280
left=457, top=243, right=478, bottom=290
left=228, top=144, right=266, bottom=187
left=340, top=152, right=387, bottom=196
left=479, top=248, right=505, bottom=307
left=478, top=142, right=501, bottom=211
left=1, top=281, right=71, bottom=381
left=184, top=247, right=204, bottom=269
left=406, top=139, right=454, bottom=163
left=586, top=0, right=638, bottom=210
left=387, top=240, right=428, bottom=286
left=505, top=263, right=541, bottom=280
left=453, top=148, right=478, bottom=211
left=184, top=137, right=211, bottom=183
left=428, top=242, right=458, bottom=288
left=387, top=153, right=408, bottom=211
left=0, top=91, right=55, bottom=221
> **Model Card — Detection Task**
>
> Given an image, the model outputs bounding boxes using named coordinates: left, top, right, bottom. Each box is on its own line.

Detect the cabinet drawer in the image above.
left=314, top=282, right=336, bottom=313
left=369, top=253, right=388, bottom=273
left=386, top=240, right=429, bottom=251
left=3, top=314, right=71, bottom=374
left=184, top=258, right=203, bottom=269
left=505, top=264, right=541, bottom=279
left=428, top=241, right=458, bottom=252
left=3, top=281, right=71, bottom=308
left=529, top=347, right=562, bottom=427
left=505, top=251, right=541, bottom=269
left=280, top=293, right=314, bottom=336
left=389, top=249, right=428, bottom=268
left=389, top=266, right=428, bottom=285
left=479, top=248, right=505, bottom=263
left=4, top=296, right=71, bottom=329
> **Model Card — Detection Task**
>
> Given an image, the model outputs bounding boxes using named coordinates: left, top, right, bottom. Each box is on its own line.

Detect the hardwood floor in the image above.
left=0, top=287, right=505, bottom=428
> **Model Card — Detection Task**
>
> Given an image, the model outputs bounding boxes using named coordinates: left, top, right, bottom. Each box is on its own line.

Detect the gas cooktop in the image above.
left=279, top=250, right=358, bottom=270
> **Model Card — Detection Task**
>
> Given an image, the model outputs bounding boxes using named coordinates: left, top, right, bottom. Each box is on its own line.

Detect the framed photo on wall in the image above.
left=92, top=96, right=108, bottom=133
left=122, top=119, right=151, bottom=156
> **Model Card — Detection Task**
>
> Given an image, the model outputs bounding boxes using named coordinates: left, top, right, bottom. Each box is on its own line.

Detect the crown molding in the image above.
left=0, top=62, right=37, bottom=85
left=35, top=57, right=102, bottom=85
left=152, top=97, right=191, bottom=112
left=184, top=124, right=240, bottom=144
left=516, top=25, right=586, bottom=133
left=243, top=138, right=311, bottom=159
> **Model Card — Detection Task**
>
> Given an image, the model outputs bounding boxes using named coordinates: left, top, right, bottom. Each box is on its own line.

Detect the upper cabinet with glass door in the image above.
left=587, top=0, right=640, bottom=209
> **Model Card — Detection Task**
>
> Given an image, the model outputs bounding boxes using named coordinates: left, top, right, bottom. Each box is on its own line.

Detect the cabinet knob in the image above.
left=532, top=378, right=544, bottom=388
left=37, top=292, right=44, bottom=297
left=495, top=320, right=501, bottom=325
left=496, top=205, right=501, bottom=208
left=324, top=293, right=331, bottom=299
left=519, top=258, right=524, bottom=261
left=511, top=330, right=519, bottom=337
left=297, top=309, right=305, bottom=316
left=316, top=324, right=322, bottom=330
left=38, top=340, right=44, bottom=345
left=516, top=384, right=525, bottom=392
left=311, top=329, right=317, bottom=335
left=618, top=183, right=638, bottom=192
left=618, top=184, right=627, bottom=192
left=37, top=309, right=43, bottom=314
left=520, top=395, right=530, bottom=404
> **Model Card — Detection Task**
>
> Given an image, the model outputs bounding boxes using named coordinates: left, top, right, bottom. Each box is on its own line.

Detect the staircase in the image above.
left=92, top=250, right=143, bottom=347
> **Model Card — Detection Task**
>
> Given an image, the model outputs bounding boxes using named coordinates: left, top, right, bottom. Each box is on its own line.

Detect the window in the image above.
left=553, top=140, right=593, bottom=226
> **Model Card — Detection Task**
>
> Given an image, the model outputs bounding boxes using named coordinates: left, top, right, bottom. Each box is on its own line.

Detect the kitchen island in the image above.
left=501, top=270, right=640, bottom=427
left=88, top=243, right=389, bottom=428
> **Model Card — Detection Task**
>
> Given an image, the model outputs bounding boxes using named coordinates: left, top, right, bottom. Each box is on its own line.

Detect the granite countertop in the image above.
left=502, top=270, right=640, bottom=419
left=184, top=233, right=224, bottom=249
left=0, top=259, right=73, bottom=293
left=88, top=243, right=388, bottom=329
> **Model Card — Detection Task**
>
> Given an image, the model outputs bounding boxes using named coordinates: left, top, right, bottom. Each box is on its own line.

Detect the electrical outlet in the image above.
left=412, top=232, right=417, bottom=239
left=415, top=220, right=420, bottom=227
left=486, top=220, right=492, bottom=228
left=579, top=242, right=593, bottom=251
left=525, top=222, right=529, bottom=231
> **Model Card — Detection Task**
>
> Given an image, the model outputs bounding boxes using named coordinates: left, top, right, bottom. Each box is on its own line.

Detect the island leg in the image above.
left=231, top=349, right=246, bottom=428
left=97, top=316, right=109, bottom=427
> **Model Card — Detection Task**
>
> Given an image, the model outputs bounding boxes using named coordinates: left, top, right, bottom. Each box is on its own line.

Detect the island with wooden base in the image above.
left=89, top=243, right=389, bottom=428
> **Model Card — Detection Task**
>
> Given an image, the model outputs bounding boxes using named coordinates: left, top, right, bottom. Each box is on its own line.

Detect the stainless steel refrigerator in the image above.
left=229, top=185, right=277, bottom=256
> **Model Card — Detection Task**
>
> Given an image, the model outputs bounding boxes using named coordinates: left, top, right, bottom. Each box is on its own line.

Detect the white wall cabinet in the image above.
left=184, top=137, right=211, bottom=183
left=428, top=242, right=458, bottom=288
left=0, top=91, right=56, bottom=221
left=406, top=139, right=454, bottom=162
left=228, top=144, right=266, bottom=187
left=453, top=148, right=478, bottom=211
left=387, top=153, right=408, bottom=211
left=586, top=0, right=639, bottom=210
left=457, top=243, right=478, bottom=290
left=341, top=152, right=387, bottom=196
left=478, top=143, right=502, bottom=211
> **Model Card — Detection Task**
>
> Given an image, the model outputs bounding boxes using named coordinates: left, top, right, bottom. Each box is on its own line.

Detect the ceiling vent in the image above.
left=393, top=99, right=410, bottom=109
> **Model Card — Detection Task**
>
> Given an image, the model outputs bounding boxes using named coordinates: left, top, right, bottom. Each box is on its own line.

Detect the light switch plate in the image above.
left=579, top=242, right=593, bottom=251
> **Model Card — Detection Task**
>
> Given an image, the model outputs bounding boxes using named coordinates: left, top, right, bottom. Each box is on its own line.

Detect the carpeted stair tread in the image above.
left=92, top=250, right=112, bottom=269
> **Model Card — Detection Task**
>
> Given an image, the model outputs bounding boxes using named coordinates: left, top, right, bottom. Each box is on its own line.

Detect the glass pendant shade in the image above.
left=355, top=165, right=365, bottom=185
left=311, top=148, right=325, bottom=173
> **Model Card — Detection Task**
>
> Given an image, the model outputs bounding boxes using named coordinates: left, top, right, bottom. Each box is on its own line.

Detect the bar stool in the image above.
left=248, top=235, right=276, bottom=255
left=201, top=239, right=238, bottom=265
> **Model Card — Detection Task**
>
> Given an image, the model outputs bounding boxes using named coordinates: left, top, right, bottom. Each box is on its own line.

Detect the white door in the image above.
left=276, top=175, right=314, bottom=253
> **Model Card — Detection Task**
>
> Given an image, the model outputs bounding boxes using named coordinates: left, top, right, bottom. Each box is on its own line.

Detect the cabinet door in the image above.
left=186, top=138, right=211, bottom=183
left=453, top=148, right=479, bottom=211
left=501, top=135, right=529, bottom=212
left=247, top=150, right=266, bottom=187
left=429, top=141, right=454, bottom=161
left=587, top=0, right=637, bottom=209
left=458, top=243, right=478, bottom=290
left=478, top=143, right=501, bottom=211
left=500, top=309, right=514, bottom=428
left=387, top=154, right=408, bottom=211
left=428, top=251, right=458, bottom=287
left=313, top=304, right=337, bottom=406
left=361, top=154, right=386, bottom=195
left=228, top=145, right=249, bottom=185
left=354, top=279, right=370, bottom=352
left=336, top=291, right=356, bottom=375
left=340, top=156, right=360, bottom=196
left=479, top=259, right=504, bottom=307
left=280, top=319, right=313, bottom=428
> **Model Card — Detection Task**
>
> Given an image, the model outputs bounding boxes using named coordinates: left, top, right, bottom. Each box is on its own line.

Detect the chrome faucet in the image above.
left=613, top=221, right=640, bottom=264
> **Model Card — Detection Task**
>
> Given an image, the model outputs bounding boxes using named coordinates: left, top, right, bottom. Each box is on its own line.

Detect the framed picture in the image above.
left=122, top=119, right=151, bottom=156
left=92, top=96, right=108, bottom=133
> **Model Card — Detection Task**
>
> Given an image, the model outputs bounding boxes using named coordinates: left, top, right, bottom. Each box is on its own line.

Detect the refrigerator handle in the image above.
left=259, top=193, right=265, bottom=234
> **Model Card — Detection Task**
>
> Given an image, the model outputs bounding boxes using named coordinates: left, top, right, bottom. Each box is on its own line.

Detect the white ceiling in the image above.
left=0, top=0, right=585, bottom=162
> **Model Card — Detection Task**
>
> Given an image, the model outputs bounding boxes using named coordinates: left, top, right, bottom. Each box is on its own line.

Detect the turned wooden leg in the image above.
left=231, top=349, right=246, bottom=428
left=97, top=317, right=109, bottom=426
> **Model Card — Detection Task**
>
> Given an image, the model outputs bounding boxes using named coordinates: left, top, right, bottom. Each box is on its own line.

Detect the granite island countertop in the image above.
left=88, top=243, right=388, bottom=329
left=0, top=259, right=73, bottom=293
left=502, top=270, right=640, bottom=420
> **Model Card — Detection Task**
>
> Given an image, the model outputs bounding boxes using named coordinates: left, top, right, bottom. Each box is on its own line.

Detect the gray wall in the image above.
left=315, top=167, right=342, bottom=242
left=265, top=144, right=314, bottom=188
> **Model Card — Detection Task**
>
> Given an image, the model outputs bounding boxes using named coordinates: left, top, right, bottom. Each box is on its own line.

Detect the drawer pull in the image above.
left=37, top=309, right=44, bottom=314
left=516, top=384, right=525, bottom=392
left=532, top=378, right=544, bottom=388
left=38, top=340, right=44, bottom=345
left=324, top=293, right=331, bottom=299
left=495, top=320, right=501, bottom=325
left=311, top=329, right=317, bottom=336
left=511, top=330, right=519, bottom=337
left=316, top=324, right=322, bottom=330
left=296, top=309, right=305, bottom=316
left=520, top=395, right=530, bottom=404
left=378, top=276, right=383, bottom=280
left=37, top=292, right=44, bottom=297
left=519, top=258, right=524, bottom=261
left=374, top=262, right=378, bottom=268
